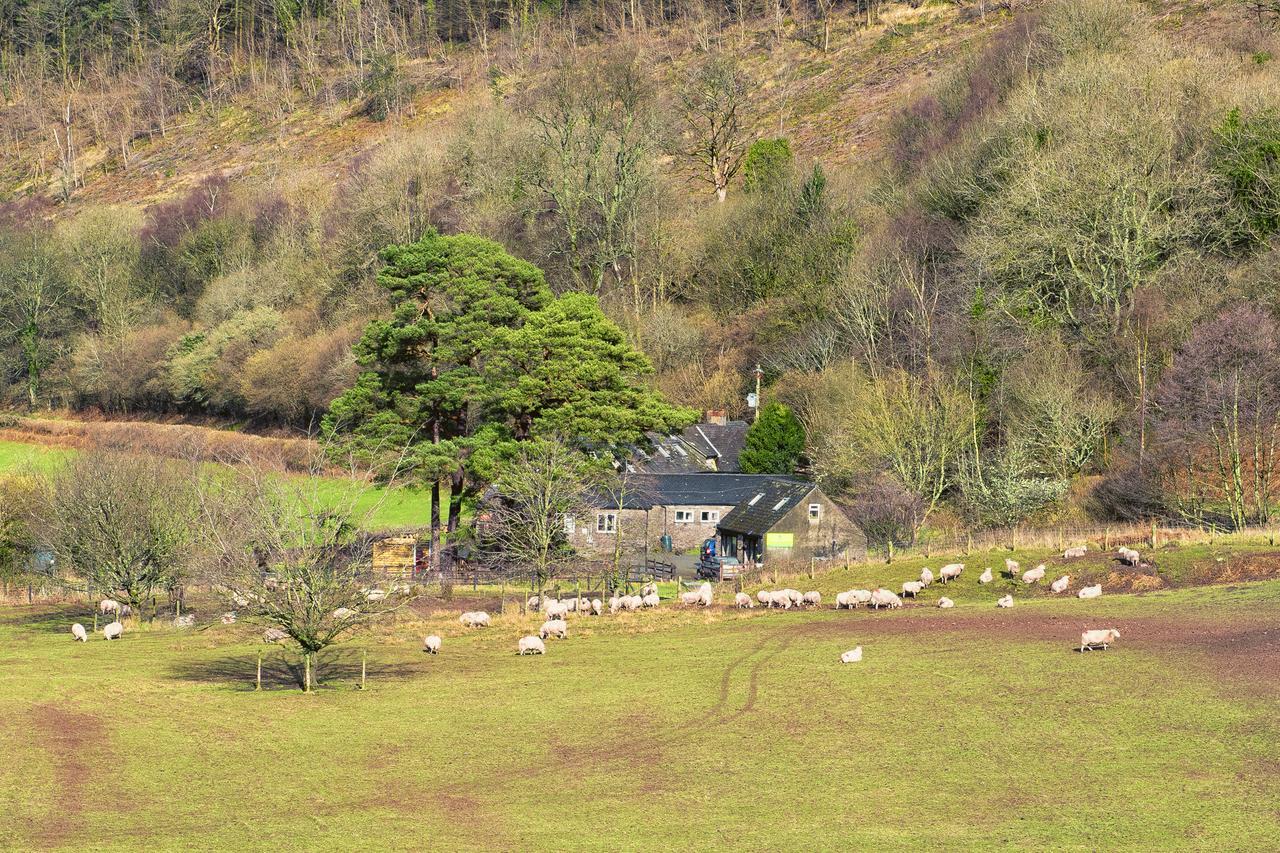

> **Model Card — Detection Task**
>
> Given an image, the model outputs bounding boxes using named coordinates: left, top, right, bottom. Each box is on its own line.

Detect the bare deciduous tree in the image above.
left=676, top=54, right=750, bottom=203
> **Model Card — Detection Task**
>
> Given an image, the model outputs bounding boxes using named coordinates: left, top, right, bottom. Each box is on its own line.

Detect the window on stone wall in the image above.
left=564, top=515, right=576, bottom=535
left=701, top=510, right=719, bottom=523
left=596, top=512, right=616, bottom=533
left=674, top=510, right=694, bottom=523
left=808, top=503, right=821, bottom=522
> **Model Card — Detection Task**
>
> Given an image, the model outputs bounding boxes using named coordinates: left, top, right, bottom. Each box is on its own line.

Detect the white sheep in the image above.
left=103, top=621, right=123, bottom=640
left=869, top=588, right=902, bottom=609
left=518, top=635, right=546, bottom=655
left=1079, top=628, right=1121, bottom=652
left=840, top=646, right=863, bottom=664
left=1117, top=546, right=1141, bottom=566
left=851, top=589, right=873, bottom=607
left=333, top=607, right=357, bottom=620
left=608, top=595, right=622, bottom=614
left=527, top=595, right=541, bottom=612
left=756, top=590, right=771, bottom=606
left=785, top=589, right=804, bottom=606
left=1050, top=575, right=1070, bottom=594
left=544, top=600, right=569, bottom=620
left=978, top=567, right=993, bottom=584
left=459, top=611, right=491, bottom=628
left=769, top=590, right=793, bottom=609
left=937, top=597, right=954, bottom=609
left=901, top=581, right=924, bottom=598
left=364, top=588, right=387, bottom=602
left=642, top=593, right=659, bottom=608
left=735, top=592, right=754, bottom=609
left=625, top=594, right=644, bottom=611
left=221, top=612, right=237, bottom=625
left=835, top=590, right=858, bottom=610
left=173, top=614, right=195, bottom=629
left=577, top=596, right=590, bottom=613
left=564, top=597, right=579, bottom=613
left=591, top=598, right=603, bottom=616
left=939, top=564, right=964, bottom=583
left=423, top=634, right=441, bottom=654
left=698, top=582, right=714, bottom=607
left=996, top=594, right=1014, bottom=608
left=1078, top=584, right=1102, bottom=600
left=1021, top=565, right=1046, bottom=584
left=540, top=618, right=568, bottom=640
left=680, top=590, right=700, bottom=606
left=263, top=627, right=289, bottom=644
left=803, top=591, right=822, bottom=607
left=919, top=568, right=934, bottom=586
left=99, top=598, right=120, bottom=616
left=71, top=623, right=87, bottom=642
left=1004, top=558, right=1020, bottom=577
left=641, top=582, right=658, bottom=598
left=1063, top=545, right=1088, bottom=559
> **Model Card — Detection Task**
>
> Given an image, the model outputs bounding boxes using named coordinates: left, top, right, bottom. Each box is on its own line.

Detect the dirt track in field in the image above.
left=23, top=704, right=120, bottom=849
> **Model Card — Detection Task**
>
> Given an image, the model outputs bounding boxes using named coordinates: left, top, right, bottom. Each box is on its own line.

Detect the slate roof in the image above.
left=716, top=479, right=818, bottom=537
left=595, top=473, right=801, bottom=510
left=631, top=421, right=750, bottom=474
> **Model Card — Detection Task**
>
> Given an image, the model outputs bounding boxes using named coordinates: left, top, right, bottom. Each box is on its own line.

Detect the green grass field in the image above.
left=0, top=439, right=430, bottom=532
left=2, top=570, right=1277, bottom=850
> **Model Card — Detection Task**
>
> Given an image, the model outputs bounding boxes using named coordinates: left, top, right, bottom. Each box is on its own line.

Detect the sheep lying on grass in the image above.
left=1064, top=546, right=1087, bottom=559
left=103, top=621, right=124, bottom=640
left=71, top=623, right=87, bottom=642
left=840, top=646, right=863, bottom=664
left=1022, top=565, right=1046, bottom=584
left=996, top=595, right=1014, bottom=608
left=1051, top=575, right=1070, bottom=594
left=1078, top=584, right=1103, bottom=600
left=978, top=568, right=993, bottom=584
left=460, top=611, right=491, bottom=628
left=735, top=592, right=754, bottom=609
left=939, top=564, right=963, bottom=583
left=423, top=635, right=441, bottom=654
left=518, top=636, right=545, bottom=655
left=1004, top=559, right=1020, bottom=577
left=263, top=627, right=289, bottom=644
left=937, top=597, right=954, bottom=609
left=540, top=619, right=568, bottom=640
left=1079, top=628, right=1121, bottom=651
left=333, top=607, right=357, bottom=620
left=870, top=589, right=902, bottom=609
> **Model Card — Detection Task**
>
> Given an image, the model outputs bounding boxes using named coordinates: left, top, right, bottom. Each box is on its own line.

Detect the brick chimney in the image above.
left=705, top=410, right=727, bottom=426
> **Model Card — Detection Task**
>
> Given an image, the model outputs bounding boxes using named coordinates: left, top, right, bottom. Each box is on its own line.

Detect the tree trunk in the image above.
left=303, top=652, right=312, bottom=693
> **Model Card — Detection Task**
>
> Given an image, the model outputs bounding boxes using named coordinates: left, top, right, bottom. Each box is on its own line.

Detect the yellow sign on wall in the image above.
left=765, top=532, right=794, bottom=548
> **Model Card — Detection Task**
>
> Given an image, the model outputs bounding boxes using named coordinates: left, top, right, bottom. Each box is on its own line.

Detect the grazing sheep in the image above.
left=608, top=595, right=622, bottom=615
left=527, top=595, right=541, bottom=612
left=641, top=582, right=658, bottom=598
left=769, top=590, right=793, bottom=609
left=118, top=604, right=133, bottom=619
left=1063, top=545, right=1088, bottom=559
left=1004, top=558, right=1020, bottom=577
left=71, top=623, right=87, bottom=642
left=920, top=568, right=934, bottom=586
left=1051, top=575, right=1070, bottom=594
left=544, top=600, right=569, bottom=620
left=540, top=618, right=568, bottom=640
left=756, top=590, right=771, bottom=606
left=564, top=597, right=579, bottom=613
left=263, top=627, right=289, bottom=644
left=1117, top=546, right=1141, bottom=566
left=624, top=594, right=643, bottom=611
left=803, top=591, right=822, bottom=607
left=939, top=564, right=964, bottom=583
left=869, top=588, right=902, bottom=609
left=423, top=635, right=441, bottom=655
left=365, top=589, right=387, bottom=602
left=1079, top=628, right=1121, bottom=652
left=1021, top=565, right=1046, bottom=584
left=459, top=611, right=491, bottom=628
left=103, top=621, right=123, bottom=640
left=835, top=590, right=858, bottom=610
left=785, top=589, right=804, bottom=607
left=99, top=599, right=120, bottom=616
left=851, top=589, right=873, bottom=607
left=591, top=598, right=603, bottom=616
left=333, top=607, right=357, bottom=620
left=996, top=595, right=1014, bottom=608
left=735, top=592, right=754, bottom=609
left=172, top=614, right=195, bottom=629
left=577, top=597, right=590, bottom=613
left=698, top=582, right=714, bottom=607
left=642, top=593, right=659, bottom=608
left=1078, top=584, right=1103, bottom=600
left=840, top=646, right=863, bottom=664
left=221, top=612, right=237, bottom=625
left=937, top=597, right=955, bottom=609
left=680, top=590, right=702, bottom=606
left=518, top=635, right=546, bottom=655
left=978, top=568, right=993, bottom=584
left=901, top=581, right=924, bottom=598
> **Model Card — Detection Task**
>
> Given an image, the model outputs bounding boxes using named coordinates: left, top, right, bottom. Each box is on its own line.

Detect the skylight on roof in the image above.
left=772, top=499, right=787, bottom=510
left=748, top=493, right=764, bottom=505
left=658, top=446, right=670, bottom=457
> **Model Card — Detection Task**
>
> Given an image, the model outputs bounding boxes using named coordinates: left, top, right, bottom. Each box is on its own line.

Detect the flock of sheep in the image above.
left=70, top=546, right=1137, bottom=659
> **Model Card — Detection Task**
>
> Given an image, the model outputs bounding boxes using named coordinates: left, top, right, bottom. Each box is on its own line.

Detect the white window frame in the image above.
left=701, top=510, right=720, bottom=524
left=564, top=515, right=576, bottom=536
left=674, top=509, right=695, bottom=524
left=808, top=503, right=822, bottom=521
left=596, top=512, right=617, bottom=533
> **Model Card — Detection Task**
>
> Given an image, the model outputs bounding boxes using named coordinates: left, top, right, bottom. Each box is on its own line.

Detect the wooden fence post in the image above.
left=256, top=653, right=262, bottom=691
left=360, top=649, right=367, bottom=691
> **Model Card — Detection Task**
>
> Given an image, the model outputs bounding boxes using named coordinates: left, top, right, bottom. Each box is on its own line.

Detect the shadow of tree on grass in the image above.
left=166, top=646, right=429, bottom=691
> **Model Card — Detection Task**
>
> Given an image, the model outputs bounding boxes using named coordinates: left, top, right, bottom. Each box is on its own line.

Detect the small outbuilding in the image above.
left=716, top=479, right=865, bottom=565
